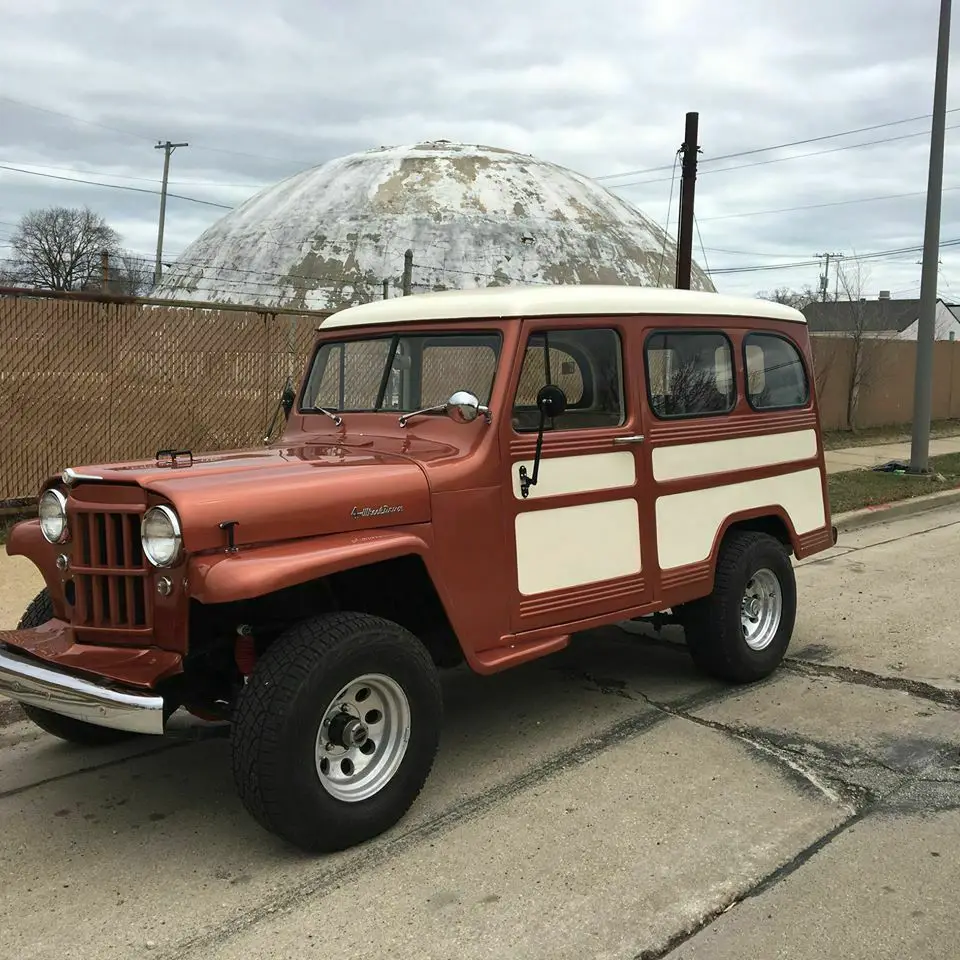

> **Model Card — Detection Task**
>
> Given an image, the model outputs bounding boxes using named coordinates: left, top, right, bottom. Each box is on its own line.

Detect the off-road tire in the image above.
left=682, top=531, right=796, bottom=683
left=16, top=589, right=138, bottom=746
left=231, top=611, right=443, bottom=853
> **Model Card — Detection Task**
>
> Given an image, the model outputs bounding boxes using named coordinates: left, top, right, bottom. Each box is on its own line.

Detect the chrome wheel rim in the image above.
left=740, top=568, right=782, bottom=651
left=315, top=673, right=411, bottom=803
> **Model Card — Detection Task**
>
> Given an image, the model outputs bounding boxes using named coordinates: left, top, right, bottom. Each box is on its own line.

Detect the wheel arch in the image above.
left=189, top=531, right=464, bottom=668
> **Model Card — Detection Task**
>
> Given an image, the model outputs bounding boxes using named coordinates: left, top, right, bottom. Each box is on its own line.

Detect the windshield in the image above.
left=300, top=332, right=502, bottom=414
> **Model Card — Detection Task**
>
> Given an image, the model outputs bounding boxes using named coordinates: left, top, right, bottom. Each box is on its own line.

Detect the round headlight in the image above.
left=141, top=505, right=182, bottom=568
left=39, top=489, right=69, bottom=544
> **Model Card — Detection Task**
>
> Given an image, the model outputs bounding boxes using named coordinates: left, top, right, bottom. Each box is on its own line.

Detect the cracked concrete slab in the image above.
left=691, top=669, right=960, bottom=782
left=792, top=503, right=960, bottom=691
left=190, top=718, right=847, bottom=960
left=666, top=805, right=960, bottom=960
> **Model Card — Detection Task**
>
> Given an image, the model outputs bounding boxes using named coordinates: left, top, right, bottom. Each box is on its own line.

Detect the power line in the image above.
left=0, top=162, right=233, bottom=209
left=0, top=157, right=270, bottom=189
left=608, top=123, right=960, bottom=189
left=595, top=108, right=960, bottom=182
left=697, top=185, right=960, bottom=223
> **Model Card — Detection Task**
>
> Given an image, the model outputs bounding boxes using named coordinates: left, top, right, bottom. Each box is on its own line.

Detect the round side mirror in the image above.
left=446, top=390, right=481, bottom=423
left=536, top=384, right=567, bottom=418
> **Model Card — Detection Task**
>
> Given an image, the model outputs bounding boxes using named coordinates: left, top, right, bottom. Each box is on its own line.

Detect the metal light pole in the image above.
left=910, top=0, right=952, bottom=474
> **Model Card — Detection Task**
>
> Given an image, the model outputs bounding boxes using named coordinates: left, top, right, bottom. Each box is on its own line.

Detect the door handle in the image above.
left=613, top=435, right=645, bottom=445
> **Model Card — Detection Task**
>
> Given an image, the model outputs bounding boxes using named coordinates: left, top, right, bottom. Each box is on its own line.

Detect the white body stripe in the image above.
left=510, top=451, right=636, bottom=500
left=655, top=468, right=825, bottom=570
left=515, top=500, right=642, bottom=595
left=651, top=429, right=819, bottom=482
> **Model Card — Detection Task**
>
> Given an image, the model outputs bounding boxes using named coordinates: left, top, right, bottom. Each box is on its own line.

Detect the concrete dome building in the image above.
left=155, top=140, right=715, bottom=310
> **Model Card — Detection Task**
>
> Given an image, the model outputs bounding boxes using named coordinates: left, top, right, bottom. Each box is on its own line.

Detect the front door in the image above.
left=500, top=320, right=654, bottom=634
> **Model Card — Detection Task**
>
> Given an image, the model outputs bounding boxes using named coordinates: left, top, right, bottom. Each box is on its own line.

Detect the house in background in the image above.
left=801, top=292, right=960, bottom=341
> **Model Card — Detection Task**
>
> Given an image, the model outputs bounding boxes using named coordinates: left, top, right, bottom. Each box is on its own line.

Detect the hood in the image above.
left=63, top=441, right=433, bottom=553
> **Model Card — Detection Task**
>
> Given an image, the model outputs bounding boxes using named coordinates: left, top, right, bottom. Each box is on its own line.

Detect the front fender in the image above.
left=188, top=525, right=434, bottom=604
left=6, top=519, right=65, bottom=617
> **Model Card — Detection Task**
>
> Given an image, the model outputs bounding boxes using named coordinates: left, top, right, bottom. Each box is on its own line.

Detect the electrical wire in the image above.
left=595, top=108, right=960, bottom=181
left=0, top=162, right=234, bottom=209
left=656, top=152, right=680, bottom=285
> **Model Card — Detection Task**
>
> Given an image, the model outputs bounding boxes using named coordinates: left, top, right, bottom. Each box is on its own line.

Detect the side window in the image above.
left=744, top=333, right=809, bottom=410
left=512, top=328, right=624, bottom=432
left=645, top=331, right=735, bottom=419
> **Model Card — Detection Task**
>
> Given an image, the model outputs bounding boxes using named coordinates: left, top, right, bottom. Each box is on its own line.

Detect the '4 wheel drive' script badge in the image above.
left=351, top=504, right=404, bottom=519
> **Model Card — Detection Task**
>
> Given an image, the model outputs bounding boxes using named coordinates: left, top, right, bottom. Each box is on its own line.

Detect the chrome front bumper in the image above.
left=0, top=647, right=166, bottom=735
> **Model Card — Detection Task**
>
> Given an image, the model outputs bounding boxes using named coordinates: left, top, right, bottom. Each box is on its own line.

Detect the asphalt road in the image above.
left=1, top=504, right=959, bottom=960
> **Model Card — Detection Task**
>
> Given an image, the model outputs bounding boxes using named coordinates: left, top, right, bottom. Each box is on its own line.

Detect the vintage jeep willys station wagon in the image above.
left=0, top=286, right=836, bottom=852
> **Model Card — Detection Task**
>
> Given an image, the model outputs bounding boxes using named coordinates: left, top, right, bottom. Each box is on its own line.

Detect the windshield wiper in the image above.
left=309, top=406, right=343, bottom=426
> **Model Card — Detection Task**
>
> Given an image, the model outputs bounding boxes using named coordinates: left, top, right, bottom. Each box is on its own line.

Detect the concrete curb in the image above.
left=833, top=487, right=960, bottom=533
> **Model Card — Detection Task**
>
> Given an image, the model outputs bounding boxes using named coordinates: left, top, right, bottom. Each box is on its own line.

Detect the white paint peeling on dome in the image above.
left=154, top=140, right=715, bottom=310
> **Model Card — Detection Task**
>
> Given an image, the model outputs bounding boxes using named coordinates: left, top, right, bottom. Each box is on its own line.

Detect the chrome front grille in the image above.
left=71, top=507, right=150, bottom=629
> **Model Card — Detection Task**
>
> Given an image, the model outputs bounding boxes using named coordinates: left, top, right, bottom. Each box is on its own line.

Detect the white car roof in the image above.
left=320, top=285, right=807, bottom=329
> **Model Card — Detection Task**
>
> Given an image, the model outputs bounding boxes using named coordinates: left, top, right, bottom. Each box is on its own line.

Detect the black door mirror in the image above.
left=519, top=384, right=568, bottom=498
left=536, top=384, right=567, bottom=418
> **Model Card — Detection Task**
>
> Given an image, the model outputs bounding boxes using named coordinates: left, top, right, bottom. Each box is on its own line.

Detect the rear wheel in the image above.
left=231, top=611, right=442, bottom=853
left=16, top=589, right=139, bottom=746
left=682, top=531, right=796, bottom=683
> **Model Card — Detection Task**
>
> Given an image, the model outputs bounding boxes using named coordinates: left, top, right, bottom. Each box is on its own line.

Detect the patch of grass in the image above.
left=823, top=419, right=960, bottom=450
left=828, top=451, right=960, bottom=514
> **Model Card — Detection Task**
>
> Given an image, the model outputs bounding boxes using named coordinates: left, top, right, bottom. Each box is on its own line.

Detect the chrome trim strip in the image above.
left=62, top=468, right=103, bottom=485
left=0, top=647, right=165, bottom=735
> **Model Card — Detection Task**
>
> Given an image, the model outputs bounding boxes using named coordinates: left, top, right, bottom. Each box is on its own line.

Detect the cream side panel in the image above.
left=515, top=500, right=641, bottom=595
left=652, top=429, right=818, bottom=482
left=656, top=468, right=825, bottom=570
left=510, top=451, right=636, bottom=500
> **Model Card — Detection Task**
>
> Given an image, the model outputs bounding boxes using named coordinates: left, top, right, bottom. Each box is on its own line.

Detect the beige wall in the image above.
left=812, top=335, right=960, bottom=430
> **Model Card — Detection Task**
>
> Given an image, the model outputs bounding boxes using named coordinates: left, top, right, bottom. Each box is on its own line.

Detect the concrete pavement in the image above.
left=1, top=505, right=959, bottom=958
left=825, top=434, right=960, bottom=474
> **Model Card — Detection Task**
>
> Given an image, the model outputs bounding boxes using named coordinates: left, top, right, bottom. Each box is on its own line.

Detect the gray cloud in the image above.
left=1, top=0, right=957, bottom=298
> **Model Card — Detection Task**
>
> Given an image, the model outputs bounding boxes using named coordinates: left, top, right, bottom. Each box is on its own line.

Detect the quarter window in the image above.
left=744, top=333, right=809, bottom=410
left=512, top=328, right=624, bottom=432
left=645, top=332, right=736, bottom=419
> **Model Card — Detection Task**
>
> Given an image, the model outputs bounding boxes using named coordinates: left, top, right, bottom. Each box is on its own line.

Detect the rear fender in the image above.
left=188, top=526, right=435, bottom=604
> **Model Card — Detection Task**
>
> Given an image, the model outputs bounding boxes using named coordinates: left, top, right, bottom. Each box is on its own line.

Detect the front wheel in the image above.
left=683, top=531, right=796, bottom=683
left=231, top=612, right=442, bottom=853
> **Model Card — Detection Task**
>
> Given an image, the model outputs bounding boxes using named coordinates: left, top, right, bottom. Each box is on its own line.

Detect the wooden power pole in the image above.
left=154, top=140, right=189, bottom=288
left=402, top=249, right=413, bottom=296
left=675, top=111, right=700, bottom=289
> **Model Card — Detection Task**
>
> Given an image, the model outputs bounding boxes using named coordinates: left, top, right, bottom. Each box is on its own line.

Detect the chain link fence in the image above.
left=0, top=289, right=331, bottom=504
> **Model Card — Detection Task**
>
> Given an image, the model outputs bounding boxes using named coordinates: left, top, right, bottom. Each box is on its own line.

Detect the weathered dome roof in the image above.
left=155, top=140, right=715, bottom=309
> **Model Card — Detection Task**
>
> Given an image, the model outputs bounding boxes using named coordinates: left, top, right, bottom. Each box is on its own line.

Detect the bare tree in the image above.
left=6, top=206, right=122, bottom=290
left=106, top=252, right=155, bottom=297
left=835, top=259, right=894, bottom=431
left=756, top=285, right=821, bottom=311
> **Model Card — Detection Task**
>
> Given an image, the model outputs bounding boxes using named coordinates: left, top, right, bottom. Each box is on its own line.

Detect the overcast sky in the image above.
left=0, top=0, right=957, bottom=300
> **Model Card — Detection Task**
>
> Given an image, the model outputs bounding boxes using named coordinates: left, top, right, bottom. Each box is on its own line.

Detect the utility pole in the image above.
left=154, top=140, right=189, bottom=287
left=675, top=111, right=699, bottom=290
left=402, top=249, right=413, bottom=296
left=101, top=249, right=110, bottom=293
left=382, top=279, right=390, bottom=300
left=911, top=0, right=952, bottom=474
left=815, top=252, right=842, bottom=301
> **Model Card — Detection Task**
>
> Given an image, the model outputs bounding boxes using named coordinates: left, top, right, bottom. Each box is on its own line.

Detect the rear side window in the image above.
left=645, top=331, right=735, bottom=419
left=744, top=333, right=809, bottom=410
